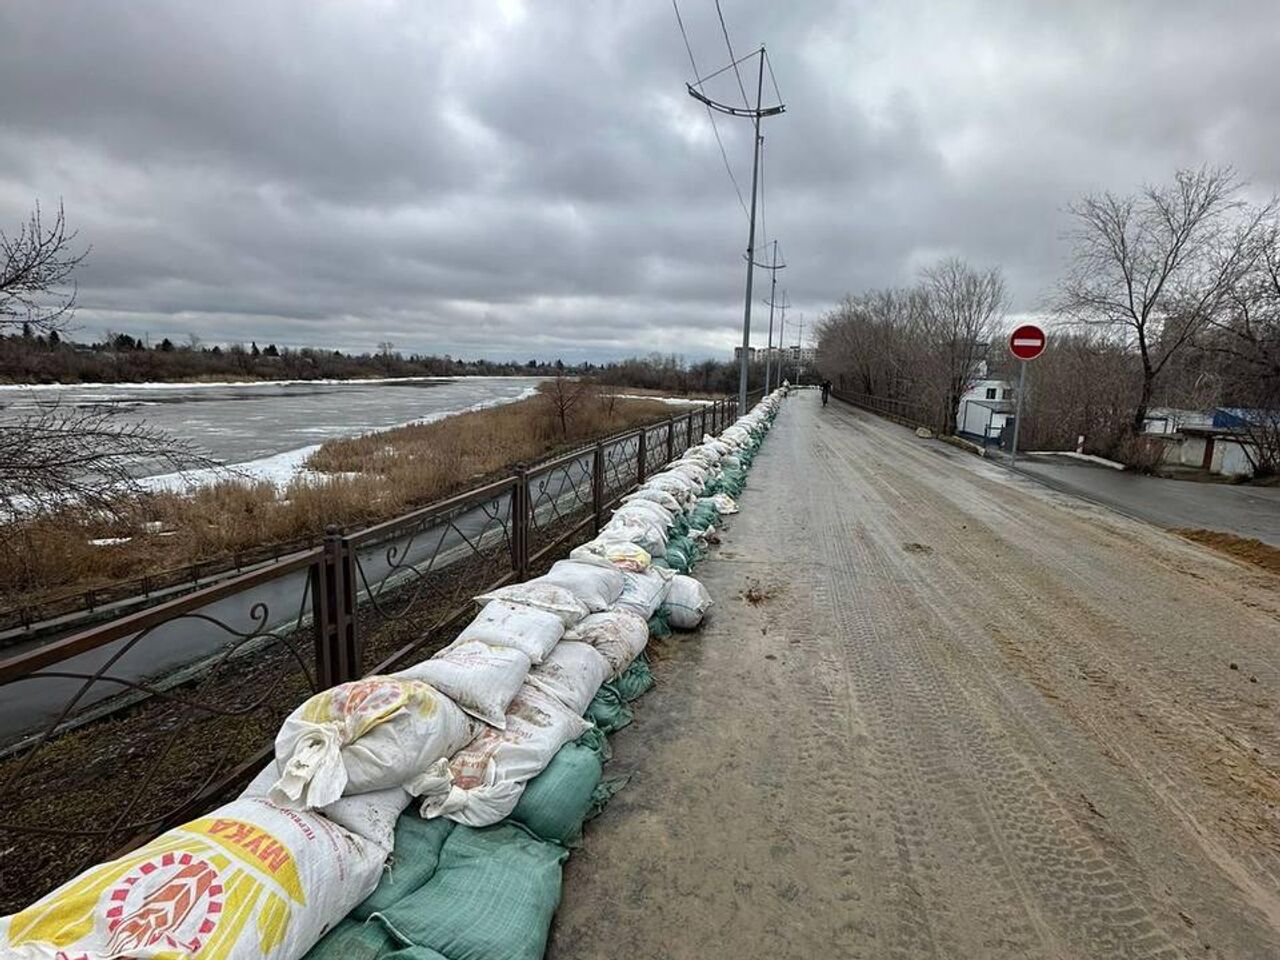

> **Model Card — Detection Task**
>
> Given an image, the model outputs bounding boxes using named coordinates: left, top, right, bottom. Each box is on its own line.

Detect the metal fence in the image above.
left=830, top=390, right=933, bottom=430
left=0, top=396, right=738, bottom=910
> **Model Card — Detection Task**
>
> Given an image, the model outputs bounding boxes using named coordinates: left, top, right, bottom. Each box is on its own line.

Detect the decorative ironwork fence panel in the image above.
left=0, top=551, right=323, bottom=911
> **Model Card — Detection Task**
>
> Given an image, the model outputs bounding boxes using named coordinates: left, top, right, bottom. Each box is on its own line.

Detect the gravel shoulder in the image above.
left=549, top=394, right=1280, bottom=960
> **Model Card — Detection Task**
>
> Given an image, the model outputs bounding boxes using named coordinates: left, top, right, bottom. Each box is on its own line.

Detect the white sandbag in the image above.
left=538, top=559, right=624, bottom=612
left=613, top=566, right=674, bottom=620
left=241, top=765, right=410, bottom=850
left=666, top=574, right=714, bottom=629
left=475, top=579, right=590, bottom=627
left=569, top=537, right=652, bottom=572
left=687, top=442, right=723, bottom=464
left=701, top=435, right=733, bottom=456
left=564, top=609, right=650, bottom=678
left=622, top=487, right=682, bottom=515
left=671, top=460, right=711, bottom=486
left=269, top=676, right=476, bottom=809
left=0, top=796, right=385, bottom=960
left=420, top=683, right=591, bottom=827
left=453, top=599, right=564, bottom=663
left=612, top=499, right=677, bottom=532
left=707, top=493, right=739, bottom=514
left=399, top=640, right=532, bottom=727
left=526, top=641, right=610, bottom=715
left=643, top=473, right=698, bottom=503
left=601, top=512, right=668, bottom=555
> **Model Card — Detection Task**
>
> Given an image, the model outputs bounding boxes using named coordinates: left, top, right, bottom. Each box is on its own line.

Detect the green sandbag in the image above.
left=382, top=948, right=451, bottom=960
left=669, top=512, right=690, bottom=538
left=378, top=947, right=450, bottom=960
left=615, top=657, right=655, bottom=701
left=510, top=740, right=603, bottom=845
left=575, top=725, right=612, bottom=761
left=351, top=815, right=455, bottom=920
left=585, top=683, right=634, bottom=733
left=687, top=503, right=719, bottom=532
left=664, top=540, right=694, bottom=574
left=587, top=775, right=631, bottom=823
left=378, top=823, right=569, bottom=960
left=303, top=917, right=402, bottom=960
left=647, top=608, right=672, bottom=639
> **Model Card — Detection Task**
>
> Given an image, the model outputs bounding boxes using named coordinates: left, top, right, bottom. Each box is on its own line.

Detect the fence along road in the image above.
left=551, top=393, right=1280, bottom=959
left=0, top=401, right=730, bottom=747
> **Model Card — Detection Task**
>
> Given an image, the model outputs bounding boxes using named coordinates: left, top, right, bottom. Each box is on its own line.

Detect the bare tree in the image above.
left=0, top=407, right=211, bottom=519
left=1, top=200, right=87, bottom=334
left=543, top=374, right=593, bottom=438
left=1194, top=219, right=1280, bottom=475
left=919, top=258, right=1008, bottom=433
left=1057, top=166, right=1273, bottom=433
left=0, top=204, right=213, bottom=526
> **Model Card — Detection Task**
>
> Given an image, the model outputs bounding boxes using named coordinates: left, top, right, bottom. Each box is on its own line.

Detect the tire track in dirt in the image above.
left=825, top=403, right=1280, bottom=916
left=552, top=395, right=1280, bottom=959
left=814, top=399, right=1280, bottom=954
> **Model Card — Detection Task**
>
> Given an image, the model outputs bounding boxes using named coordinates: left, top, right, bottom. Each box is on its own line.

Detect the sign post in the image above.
left=1007, top=323, right=1046, bottom=466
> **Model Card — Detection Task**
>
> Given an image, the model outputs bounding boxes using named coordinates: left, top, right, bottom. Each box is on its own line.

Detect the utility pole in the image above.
left=795, top=315, right=805, bottom=386
left=687, top=47, right=784, bottom=412
left=736, top=53, right=764, bottom=413
left=777, top=300, right=786, bottom=385
left=756, top=240, right=786, bottom=394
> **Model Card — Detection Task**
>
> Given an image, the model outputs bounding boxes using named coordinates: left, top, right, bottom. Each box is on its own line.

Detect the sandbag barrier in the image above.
left=0, top=388, right=788, bottom=960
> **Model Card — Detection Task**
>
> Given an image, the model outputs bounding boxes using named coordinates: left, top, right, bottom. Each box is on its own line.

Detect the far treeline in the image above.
left=0, top=329, right=747, bottom=386
left=817, top=167, right=1280, bottom=476
left=0, top=329, right=561, bottom=383
left=0, top=328, right=797, bottom=394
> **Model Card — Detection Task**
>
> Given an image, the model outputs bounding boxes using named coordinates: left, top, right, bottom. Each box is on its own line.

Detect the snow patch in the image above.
left=607, top=394, right=714, bottom=406
left=138, top=384, right=543, bottom=493
left=1027, top=450, right=1127, bottom=470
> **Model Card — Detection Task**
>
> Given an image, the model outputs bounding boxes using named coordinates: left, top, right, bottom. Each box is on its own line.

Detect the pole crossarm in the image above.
left=687, top=84, right=785, bottom=118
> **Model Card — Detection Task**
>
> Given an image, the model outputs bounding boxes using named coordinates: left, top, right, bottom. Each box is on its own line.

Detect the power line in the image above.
left=671, top=0, right=749, bottom=220
left=714, top=0, right=751, bottom=107
left=764, top=49, right=783, bottom=107
left=691, top=47, right=759, bottom=88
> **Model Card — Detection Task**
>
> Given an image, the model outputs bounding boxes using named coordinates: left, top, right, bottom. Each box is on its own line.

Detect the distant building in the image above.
left=957, top=377, right=1015, bottom=444
left=734, top=344, right=817, bottom=366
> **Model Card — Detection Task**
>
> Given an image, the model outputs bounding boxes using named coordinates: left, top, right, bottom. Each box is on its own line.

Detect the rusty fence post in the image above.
left=636, top=428, right=647, bottom=485
left=666, top=418, right=675, bottom=463
left=591, top=441, right=606, bottom=534
left=313, top=525, right=360, bottom=688
left=510, top=463, right=530, bottom=582
left=686, top=411, right=696, bottom=453
left=700, top=404, right=708, bottom=440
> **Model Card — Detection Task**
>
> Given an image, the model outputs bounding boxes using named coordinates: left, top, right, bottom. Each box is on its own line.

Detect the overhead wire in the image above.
left=764, top=49, right=783, bottom=107
left=714, top=0, right=751, bottom=107
left=671, top=0, right=749, bottom=220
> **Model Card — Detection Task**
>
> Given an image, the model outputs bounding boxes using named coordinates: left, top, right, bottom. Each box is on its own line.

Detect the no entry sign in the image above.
left=1009, top=324, right=1046, bottom=361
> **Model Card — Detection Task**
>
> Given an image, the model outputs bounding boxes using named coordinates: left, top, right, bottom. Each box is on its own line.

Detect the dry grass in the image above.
left=0, top=392, right=680, bottom=614
left=1174, top=528, right=1280, bottom=576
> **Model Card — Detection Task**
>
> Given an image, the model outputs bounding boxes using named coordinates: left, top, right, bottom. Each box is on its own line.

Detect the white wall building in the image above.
left=957, top=378, right=1015, bottom=443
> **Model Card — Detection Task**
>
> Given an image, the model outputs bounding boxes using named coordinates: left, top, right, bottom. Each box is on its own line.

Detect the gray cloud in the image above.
left=2, top=0, right=1278, bottom=360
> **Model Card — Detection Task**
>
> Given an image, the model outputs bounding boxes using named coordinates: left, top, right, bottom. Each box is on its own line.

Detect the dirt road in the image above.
left=550, top=394, right=1280, bottom=959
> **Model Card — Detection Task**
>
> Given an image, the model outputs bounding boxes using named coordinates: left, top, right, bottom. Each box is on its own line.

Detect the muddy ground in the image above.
left=550, top=395, right=1280, bottom=959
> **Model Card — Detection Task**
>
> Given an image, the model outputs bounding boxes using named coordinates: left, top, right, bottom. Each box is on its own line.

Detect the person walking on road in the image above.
left=820, top=379, right=832, bottom=406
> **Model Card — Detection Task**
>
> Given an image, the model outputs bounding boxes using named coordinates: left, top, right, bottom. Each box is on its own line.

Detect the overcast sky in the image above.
left=2, top=1, right=1278, bottom=362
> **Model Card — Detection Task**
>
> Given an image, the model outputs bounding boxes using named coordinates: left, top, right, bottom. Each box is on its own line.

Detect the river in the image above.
left=0, top=376, right=544, bottom=483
